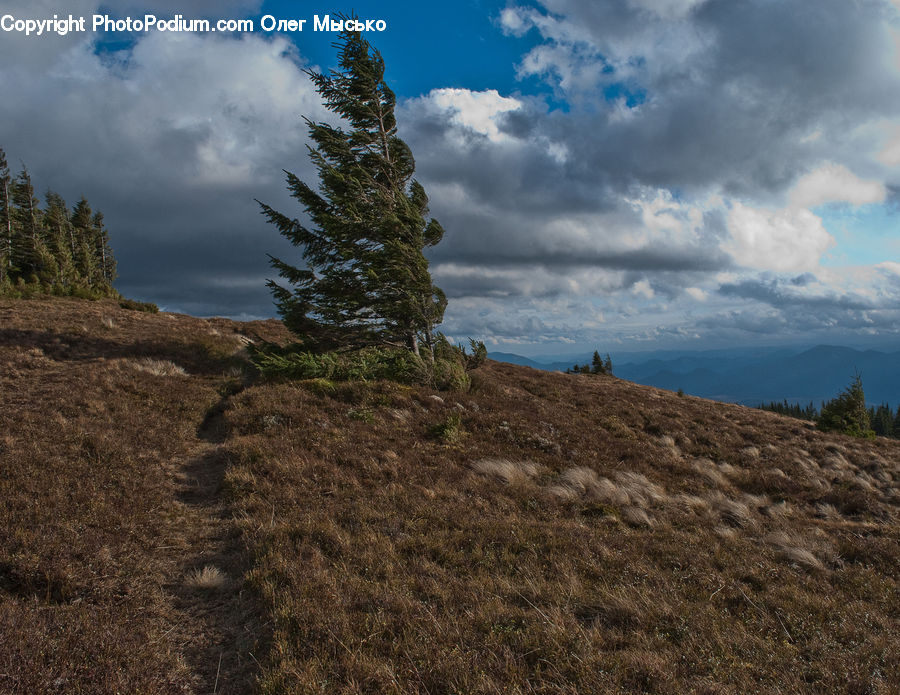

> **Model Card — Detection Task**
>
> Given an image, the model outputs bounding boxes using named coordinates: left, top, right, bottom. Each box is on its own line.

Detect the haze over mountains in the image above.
left=491, top=345, right=900, bottom=407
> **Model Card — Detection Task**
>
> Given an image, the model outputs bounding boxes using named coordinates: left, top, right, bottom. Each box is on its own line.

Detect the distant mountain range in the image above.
left=489, top=345, right=900, bottom=406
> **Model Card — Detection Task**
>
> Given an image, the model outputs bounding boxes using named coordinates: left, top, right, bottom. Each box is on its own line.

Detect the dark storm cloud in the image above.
left=718, top=276, right=876, bottom=312
left=501, top=0, right=900, bottom=196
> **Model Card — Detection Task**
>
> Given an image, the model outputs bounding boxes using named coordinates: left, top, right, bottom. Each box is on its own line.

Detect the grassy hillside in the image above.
left=2, top=299, right=899, bottom=694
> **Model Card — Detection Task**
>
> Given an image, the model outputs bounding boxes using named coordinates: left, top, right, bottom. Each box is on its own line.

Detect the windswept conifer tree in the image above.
left=259, top=27, right=446, bottom=356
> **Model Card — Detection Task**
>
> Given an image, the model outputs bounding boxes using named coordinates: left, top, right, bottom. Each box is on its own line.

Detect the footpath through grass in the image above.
left=0, top=298, right=284, bottom=693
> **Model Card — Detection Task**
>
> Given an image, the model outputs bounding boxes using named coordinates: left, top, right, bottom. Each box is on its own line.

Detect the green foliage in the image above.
left=251, top=344, right=427, bottom=384
left=432, top=357, right=470, bottom=392
left=818, top=373, right=875, bottom=438
left=251, top=334, right=486, bottom=391
left=759, top=400, right=819, bottom=421
left=259, top=29, right=445, bottom=355
left=428, top=411, right=462, bottom=443
left=869, top=403, right=895, bottom=438
left=0, top=147, right=117, bottom=297
left=568, top=350, right=613, bottom=376
left=465, top=338, right=488, bottom=370
left=119, top=298, right=159, bottom=313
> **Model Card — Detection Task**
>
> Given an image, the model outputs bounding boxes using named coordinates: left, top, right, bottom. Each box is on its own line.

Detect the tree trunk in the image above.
left=408, top=332, right=419, bottom=357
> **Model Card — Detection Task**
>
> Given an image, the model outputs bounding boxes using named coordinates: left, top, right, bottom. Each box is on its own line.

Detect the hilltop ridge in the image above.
left=2, top=298, right=899, bottom=693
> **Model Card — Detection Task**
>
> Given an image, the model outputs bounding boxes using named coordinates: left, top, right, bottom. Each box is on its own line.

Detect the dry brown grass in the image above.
left=3, top=298, right=900, bottom=694
left=0, top=298, right=285, bottom=693
left=472, top=458, right=541, bottom=486
left=184, top=565, right=228, bottom=591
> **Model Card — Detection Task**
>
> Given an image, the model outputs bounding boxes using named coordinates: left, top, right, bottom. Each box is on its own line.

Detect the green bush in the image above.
left=252, top=344, right=427, bottom=384
left=818, top=373, right=875, bottom=438
left=428, top=412, right=463, bottom=443
left=252, top=335, right=487, bottom=391
left=432, top=357, right=470, bottom=391
left=119, top=298, right=159, bottom=313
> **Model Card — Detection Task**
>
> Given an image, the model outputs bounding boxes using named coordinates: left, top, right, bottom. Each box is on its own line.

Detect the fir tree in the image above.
left=11, top=168, right=46, bottom=281
left=591, top=350, right=605, bottom=374
left=869, top=403, right=892, bottom=437
left=0, top=149, right=10, bottom=285
left=259, top=27, right=446, bottom=356
left=93, top=211, right=116, bottom=286
left=43, top=191, right=76, bottom=287
left=818, top=372, right=874, bottom=438
left=71, top=196, right=98, bottom=284
left=0, top=148, right=117, bottom=298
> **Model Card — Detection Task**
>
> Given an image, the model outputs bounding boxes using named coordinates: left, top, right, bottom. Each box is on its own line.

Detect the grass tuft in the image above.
left=184, top=565, right=228, bottom=591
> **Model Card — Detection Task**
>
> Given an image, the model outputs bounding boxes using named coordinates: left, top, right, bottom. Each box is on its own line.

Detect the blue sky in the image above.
left=2, top=0, right=900, bottom=356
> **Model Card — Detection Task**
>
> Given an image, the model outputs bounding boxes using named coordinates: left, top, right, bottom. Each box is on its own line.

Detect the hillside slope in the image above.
left=2, top=299, right=899, bottom=694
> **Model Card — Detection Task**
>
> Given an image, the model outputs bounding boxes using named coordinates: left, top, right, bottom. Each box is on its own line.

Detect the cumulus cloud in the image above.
left=426, top=88, right=522, bottom=143
left=788, top=163, right=886, bottom=209
left=722, top=203, right=834, bottom=273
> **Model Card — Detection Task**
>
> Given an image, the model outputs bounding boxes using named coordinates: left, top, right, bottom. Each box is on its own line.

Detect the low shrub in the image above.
left=251, top=335, right=487, bottom=391
left=119, top=298, right=159, bottom=313
left=428, top=412, right=463, bottom=443
left=251, top=344, right=427, bottom=385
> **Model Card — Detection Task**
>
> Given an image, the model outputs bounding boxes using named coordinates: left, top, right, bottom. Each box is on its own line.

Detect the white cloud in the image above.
left=632, top=279, right=655, bottom=298
left=425, top=88, right=522, bottom=143
left=788, top=162, right=886, bottom=208
left=626, top=0, right=710, bottom=19
left=878, top=261, right=900, bottom=276
left=723, top=202, right=835, bottom=272
left=685, top=287, right=707, bottom=301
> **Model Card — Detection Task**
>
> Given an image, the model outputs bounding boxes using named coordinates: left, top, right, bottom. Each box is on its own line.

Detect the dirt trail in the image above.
left=164, top=395, right=267, bottom=694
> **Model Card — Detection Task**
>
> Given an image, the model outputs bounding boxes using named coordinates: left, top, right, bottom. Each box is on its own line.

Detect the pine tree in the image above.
left=818, top=372, right=874, bottom=438
left=259, top=27, right=446, bottom=356
left=71, top=196, right=98, bottom=284
left=43, top=191, right=76, bottom=287
left=92, top=211, right=116, bottom=287
left=604, top=353, right=613, bottom=375
left=11, top=168, right=46, bottom=282
left=0, top=149, right=10, bottom=285
left=871, top=403, right=893, bottom=437
left=591, top=350, right=605, bottom=374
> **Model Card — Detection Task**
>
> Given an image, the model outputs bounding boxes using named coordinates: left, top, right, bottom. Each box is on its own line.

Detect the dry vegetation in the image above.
left=0, top=298, right=285, bottom=694
left=3, top=298, right=900, bottom=693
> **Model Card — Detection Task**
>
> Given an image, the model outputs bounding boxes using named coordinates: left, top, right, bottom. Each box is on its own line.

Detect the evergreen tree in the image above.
left=93, top=211, right=116, bottom=286
left=43, top=191, right=76, bottom=287
left=11, top=168, right=46, bottom=281
left=818, top=372, right=874, bottom=438
left=871, top=403, right=893, bottom=437
left=591, top=350, right=605, bottom=374
left=0, top=149, right=10, bottom=285
left=0, top=148, right=118, bottom=297
left=71, top=196, right=98, bottom=284
left=259, top=27, right=445, bottom=356
left=604, top=353, right=613, bottom=375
